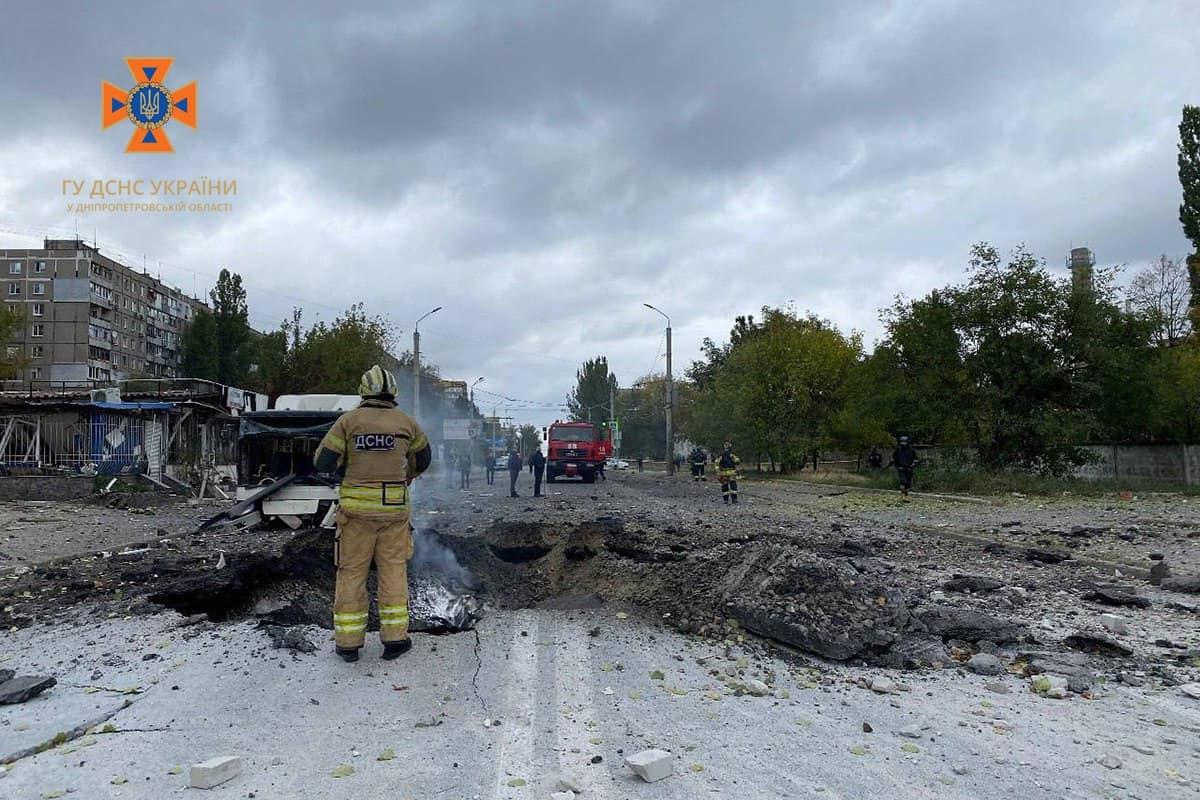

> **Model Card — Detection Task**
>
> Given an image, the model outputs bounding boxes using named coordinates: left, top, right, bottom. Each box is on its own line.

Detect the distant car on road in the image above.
left=606, top=458, right=630, bottom=470
left=493, top=456, right=508, bottom=471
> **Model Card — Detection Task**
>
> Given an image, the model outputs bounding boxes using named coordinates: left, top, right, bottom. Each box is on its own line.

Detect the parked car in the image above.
left=606, top=458, right=630, bottom=470
left=493, top=456, right=508, bottom=471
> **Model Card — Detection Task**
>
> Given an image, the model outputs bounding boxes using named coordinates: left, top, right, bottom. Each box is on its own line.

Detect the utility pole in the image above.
left=412, top=306, right=441, bottom=420
left=609, top=375, right=617, bottom=458
left=644, top=304, right=674, bottom=475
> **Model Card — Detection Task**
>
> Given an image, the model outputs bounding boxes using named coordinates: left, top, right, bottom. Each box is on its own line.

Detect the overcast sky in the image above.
left=1, top=1, right=1196, bottom=428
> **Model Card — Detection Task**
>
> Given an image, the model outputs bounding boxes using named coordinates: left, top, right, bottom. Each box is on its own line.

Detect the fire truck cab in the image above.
left=544, top=420, right=610, bottom=484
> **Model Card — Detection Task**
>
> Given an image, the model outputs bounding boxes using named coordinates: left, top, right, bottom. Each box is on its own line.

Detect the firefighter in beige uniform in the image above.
left=314, top=366, right=432, bottom=662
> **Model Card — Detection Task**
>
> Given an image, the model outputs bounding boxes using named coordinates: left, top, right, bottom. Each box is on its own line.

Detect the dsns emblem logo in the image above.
left=102, top=58, right=196, bottom=153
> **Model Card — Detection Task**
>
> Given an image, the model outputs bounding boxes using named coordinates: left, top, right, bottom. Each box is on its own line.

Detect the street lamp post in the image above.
left=644, top=303, right=673, bottom=475
left=412, top=306, right=442, bottom=420
left=470, top=376, right=485, bottom=404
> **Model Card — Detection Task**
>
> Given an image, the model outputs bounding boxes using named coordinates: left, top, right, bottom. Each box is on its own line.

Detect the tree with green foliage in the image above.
left=684, top=307, right=864, bottom=471
left=517, top=424, right=541, bottom=457
left=180, top=308, right=219, bottom=381
left=277, top=304, right=399, bottom=395
left=0, top=305, right=28, bottom=380
left=209, top=269, right=252, bottom=386
left=871, top=243, right=1157, bottom=473
left=1150, top=344, right=1200, bottom=443
left=1179, top=105, right=1200, bottom=328
left=567, top=356, right=617, bottom=422
left=615, top=375, right=670, bottom=459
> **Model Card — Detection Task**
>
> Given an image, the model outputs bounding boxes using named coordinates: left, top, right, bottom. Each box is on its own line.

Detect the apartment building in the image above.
left=2, top=238, right=208, bottom=385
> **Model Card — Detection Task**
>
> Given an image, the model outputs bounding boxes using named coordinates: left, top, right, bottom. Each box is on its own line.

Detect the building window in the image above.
left=31, top=323, right=44, bottom=337
left=5, top=345, right=18, bottom=359
left=34, top=261, right=46, bottom=273
left=31, top=303, right=44, bottom=317
left=32, top=282, right=45, bottom=295
left=31, top=367, right=43, bottom=380
left=7, top=283, right=19, bottom=296
left=31, top=345, right=43, bottom=358
left=8, top=262, right=21, bottom=274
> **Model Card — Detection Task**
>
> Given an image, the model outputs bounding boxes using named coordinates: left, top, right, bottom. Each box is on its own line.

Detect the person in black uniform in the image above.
left=528, top=448, right=546, bottom=496
left=890, top=436, right=918, bottom=501
left=507, top=448, right=523, bottom=497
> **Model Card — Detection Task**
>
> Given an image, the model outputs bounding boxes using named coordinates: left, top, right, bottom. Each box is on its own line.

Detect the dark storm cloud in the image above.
left=0, top=1, right=1196, bottom=426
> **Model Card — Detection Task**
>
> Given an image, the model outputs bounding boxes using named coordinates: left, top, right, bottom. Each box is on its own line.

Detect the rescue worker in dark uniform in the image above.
left=458, top=451, right=471, bottom=489
left=528, top=447, right=546, bottom=496
left=313, top=365, right=431, bottom=662
left=717, top=441, right=740, bottom=504
left=891, top=435, right=918, bottom=501
left=690, top=447, right=707, bottom=481
left=867, top=446, right=883, bottom=470
left=507, top=447, right=523, bottom=497
left=486, top=454, right=496, bottom=485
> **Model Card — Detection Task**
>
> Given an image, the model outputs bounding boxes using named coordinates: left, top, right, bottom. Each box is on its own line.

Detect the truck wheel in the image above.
left=583, top=470, right=596, bottom=484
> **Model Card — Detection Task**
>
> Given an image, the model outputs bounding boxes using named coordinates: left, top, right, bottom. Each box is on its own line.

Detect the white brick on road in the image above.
left=189, top=755, right=243, bottom=789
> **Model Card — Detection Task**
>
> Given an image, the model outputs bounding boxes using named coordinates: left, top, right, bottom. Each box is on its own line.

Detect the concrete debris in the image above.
left=1161, top=574, right=1200, bottom=594
left=1098, top=754, right=1122, bottom=770
left=551, top=793, right=576, bottom=800
left=869, top=677, right=898, bottom=694
left=1020, top=650, right=1091, bottom=678
left=554, top=775, right=584, bottom=793
left=1082, top=587, right=1151, bottom=609
left=261, top=624, right=317, bottom=654
left=722, top=546, right=909, bottom=661
left=625, top=748, right=673, bottom=783
left=1098, top=614, right=1129, bottom=635
left=943, top=575, right=1004, bottom=593
left=1025, top=549, right=1070, bottom=564
left=1063, top=632, right=1134, bottom=658
left=0, top=674, right=56, bottom=705
left=1148, top=561, right=1171, bottom=586
left=884, top=637, right=952, bottom=670
left=189, top=755, right=243, bottom=789
left=916, top=607, right=1022, bottom=643
left=1180, top=683, right=1200, bottom=699
left=966, top=653, right=1005, bottom=676
left=744, top=678, right=770, bottom=696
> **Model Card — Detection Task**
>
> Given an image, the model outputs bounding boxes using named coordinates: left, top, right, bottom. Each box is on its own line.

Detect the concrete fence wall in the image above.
left=1073, top=444, right=1199, bottom=486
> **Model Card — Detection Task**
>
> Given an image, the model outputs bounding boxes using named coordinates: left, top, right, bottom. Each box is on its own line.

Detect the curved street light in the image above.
left=413, top=306, right=442, bottom=420
left=644, top=303, right=674, bottom=474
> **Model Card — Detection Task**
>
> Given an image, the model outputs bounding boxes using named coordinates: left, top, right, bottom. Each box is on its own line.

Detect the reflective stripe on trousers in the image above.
left=332, top=512, right=413, bottom=649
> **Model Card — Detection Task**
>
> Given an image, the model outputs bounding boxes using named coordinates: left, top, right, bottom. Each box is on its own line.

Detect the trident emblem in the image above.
left=137, top=88, right=161, bottom=120
left=102, top=58, right=196, bottom=153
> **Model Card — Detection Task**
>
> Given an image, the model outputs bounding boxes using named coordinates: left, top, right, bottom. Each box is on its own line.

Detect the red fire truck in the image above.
left=544, top=420, right=610, bottom=483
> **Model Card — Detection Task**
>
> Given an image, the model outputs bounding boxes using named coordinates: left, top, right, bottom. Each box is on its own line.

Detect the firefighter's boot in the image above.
left=335, top=646, right=360, bottom=663
left=382, top=639, right=413, bottom=660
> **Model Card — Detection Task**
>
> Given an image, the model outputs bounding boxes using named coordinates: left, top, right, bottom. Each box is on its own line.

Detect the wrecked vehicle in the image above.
left=203, top=394, right=358, bottom=530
